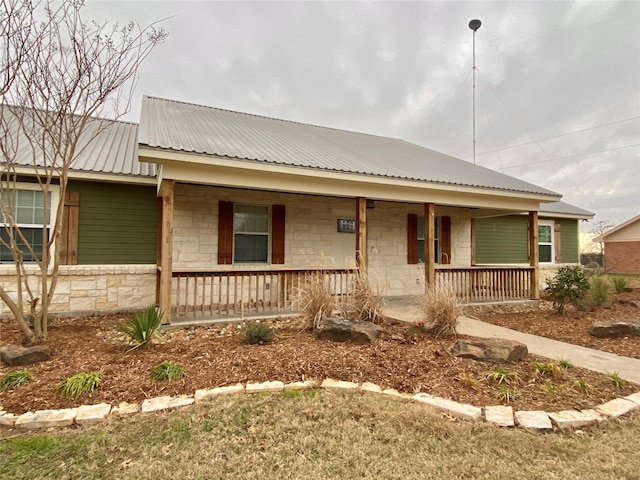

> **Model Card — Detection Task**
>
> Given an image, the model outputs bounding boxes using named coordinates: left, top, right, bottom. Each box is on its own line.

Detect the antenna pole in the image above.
left=469, top=19, right=481, bottom=164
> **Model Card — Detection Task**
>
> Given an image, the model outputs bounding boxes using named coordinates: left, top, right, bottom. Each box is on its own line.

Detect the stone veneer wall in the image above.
left=173, top=185, right=473, bottom=297
left=0, top=265, right=156, bottom=316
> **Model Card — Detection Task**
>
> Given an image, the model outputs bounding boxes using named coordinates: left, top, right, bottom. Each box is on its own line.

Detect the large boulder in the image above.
left=590, top=319, right=640, bottom=338
left=0, top=344, right=52, bottom=366
left=449, top=337, right=528, bottom=363
left=316, top=317, right=384, bottom=344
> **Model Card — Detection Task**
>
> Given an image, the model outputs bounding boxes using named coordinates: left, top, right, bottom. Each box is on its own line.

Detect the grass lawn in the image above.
left=1, top=391, right=639, bottom=479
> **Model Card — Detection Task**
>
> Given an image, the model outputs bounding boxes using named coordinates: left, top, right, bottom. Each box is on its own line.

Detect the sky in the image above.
left=84, top=0, right=639, bottom=233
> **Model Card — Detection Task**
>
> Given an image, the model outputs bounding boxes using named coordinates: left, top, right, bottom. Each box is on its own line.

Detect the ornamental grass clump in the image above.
left=421, top=282, right=462, bottom=337
left=0, top=370, right=32, bottom=391
left=544, top=265, right=590, bottom=313
left=244, top=322, right=274, bottom=344
left=114, top=306, right=164, bottom=350
left=589, top=275, right=610, bottom=307
left=611, top=276, right=628, bottom=294
left=293, top=272, right=337, bottom=330
left=350, top=269, right=385, bottom=324
left=150, top=361, right=186, bottom=382
left=56, top=371, right=103, bottom=399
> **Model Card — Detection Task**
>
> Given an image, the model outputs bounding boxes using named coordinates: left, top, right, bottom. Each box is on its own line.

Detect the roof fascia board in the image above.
left=139, top=147, right=559, bottom=205
left=153, top=158, right=544, bottom=211
left=5, top=165, right=156, bottom=185
left=595, top=214, right=640, bottom=240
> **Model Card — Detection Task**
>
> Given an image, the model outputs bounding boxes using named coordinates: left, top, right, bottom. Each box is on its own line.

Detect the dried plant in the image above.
left=421, top=282, right=462, bottom=337
left=292, top=272, right=337, bottom=330
left=349, top=269, right=385, bottom=324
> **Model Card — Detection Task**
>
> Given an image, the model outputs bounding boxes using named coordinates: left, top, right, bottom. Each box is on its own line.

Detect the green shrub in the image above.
left=589, top=275, right=610, bottom=307
left=0, top=370, right=32, bottom=391
left=150, top=361, right=186, bottom=382
left=114, top=306, right=164, bottom=350
left=558, top=359, right=574, bottom=369
left=56, top=372, right=102, bottom=399
left=544, top=265, right=590, bottom=313
left=495, top=385, right=519, bottom=404
left=244, top=322, right=274, bottom=344
left=611, top=276, right=628, bottom=293
left=532, top=361, right=560, bottom=378
left=573, top=379, right=592, bottom=394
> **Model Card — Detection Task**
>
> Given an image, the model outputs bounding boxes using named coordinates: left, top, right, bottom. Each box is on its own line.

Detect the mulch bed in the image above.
left=469, top=291, right=640, bottom=360
left=0, top=307, right=637, bottom=415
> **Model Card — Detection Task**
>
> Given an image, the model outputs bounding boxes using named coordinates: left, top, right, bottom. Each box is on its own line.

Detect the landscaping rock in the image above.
left=548, top=409, right=603, bottom=430
left=316, top=317, right=384, bottom=344
left=75, top=403, right=112, bottom=425
left=484, top=405, right=515, bottom=427
left=596, top=398, right=638, bottom=419
left=590, top=319, right=640, bottom=338
left=246, top=381, right=284, bottom=394
left=448, top=337, right=528, bottom=363
left=194, top=384, right=244, bottom=403
left=284, top=380, right=317, bottom=391
left=321, top=378, right=359, bottom=392
left=0, top=344, right=52, bottom=366
left=15, top=408, right=77, bottom=429
left=141, top=395, right=194, bottom=413
left=412, top=393, right=482, bottom=421
left=514, top=410, right=552, bottom=430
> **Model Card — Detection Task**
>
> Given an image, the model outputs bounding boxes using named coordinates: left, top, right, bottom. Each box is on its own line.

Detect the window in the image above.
left=408, top=215, right=444, bottom=264
left=538, top=221, right=554, bottom=263
left=234, top=204, right=269, bottom=263
left=0, top=188, right=52, bottom=262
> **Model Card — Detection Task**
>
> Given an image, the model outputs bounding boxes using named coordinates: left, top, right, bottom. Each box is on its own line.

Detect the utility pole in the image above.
left=469, top=19, right=481, bottom=164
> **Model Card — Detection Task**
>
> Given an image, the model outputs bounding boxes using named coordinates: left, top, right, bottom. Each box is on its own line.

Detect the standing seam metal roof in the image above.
left=3, top=107, right=155, bottom=178
left=139, top=96, right=560, bottom=198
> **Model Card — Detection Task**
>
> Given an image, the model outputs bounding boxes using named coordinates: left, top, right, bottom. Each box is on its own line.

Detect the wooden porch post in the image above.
left=528, top=211, right=540, bottom=299
left=158, top=179, right=175, bottom=324
left=424, top=203, right=435, bottom=291
left=356, top=197, right=367, bottom=270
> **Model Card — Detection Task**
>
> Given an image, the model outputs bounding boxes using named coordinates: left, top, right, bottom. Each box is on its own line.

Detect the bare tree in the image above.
left=0, top=0, right=166, bottom=343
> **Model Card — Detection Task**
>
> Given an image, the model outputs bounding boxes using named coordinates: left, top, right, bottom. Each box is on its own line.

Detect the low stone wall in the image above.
left=0, top=264, right=157, bottom=317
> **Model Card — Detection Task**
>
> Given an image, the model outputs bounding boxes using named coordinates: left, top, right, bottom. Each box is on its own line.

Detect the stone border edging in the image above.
left=1, top=380, right=639, bottom=432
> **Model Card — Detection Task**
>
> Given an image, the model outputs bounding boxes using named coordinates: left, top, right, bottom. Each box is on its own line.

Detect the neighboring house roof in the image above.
left=594, top=214, right=640, bottom=242
left=2, top=107, right=155, bottom=179
left=539, top=201, right=594, bottom=219
left=139, top=96, right=560, bottom=199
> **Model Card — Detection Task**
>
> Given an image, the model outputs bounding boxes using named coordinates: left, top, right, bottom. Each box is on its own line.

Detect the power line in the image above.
left=472, top=115, right=640, bottom=158
left=498, top=143, right=640, bottom=170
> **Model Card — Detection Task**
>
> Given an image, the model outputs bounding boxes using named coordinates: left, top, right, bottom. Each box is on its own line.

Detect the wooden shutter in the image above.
left=271, top=204, right=285, bottom=264
left=554, top=222, right=562, bottom=263
left=407, top=213, right=418, bottom=264
left=217, top=200, right=234, bottom=265
left=440, top=216, right=451, bottom=264
left=60, top=191, right=79, bottom=265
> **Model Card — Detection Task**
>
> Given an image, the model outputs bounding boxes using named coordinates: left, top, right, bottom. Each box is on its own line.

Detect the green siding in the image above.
left=475, top=216, right=529, bottom=264
left=68, top=180, right=157, bottom=264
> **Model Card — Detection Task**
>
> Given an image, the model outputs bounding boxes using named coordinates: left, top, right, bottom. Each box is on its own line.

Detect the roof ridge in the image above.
left=142, top=95, right=402, bottom=142
left=1, top=103, right=139, bottom=126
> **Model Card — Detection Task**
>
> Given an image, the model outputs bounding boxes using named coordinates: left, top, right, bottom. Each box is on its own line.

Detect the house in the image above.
left=1, top=96, right=593, bottom=322
left=594, top=215, right=640, bottom=274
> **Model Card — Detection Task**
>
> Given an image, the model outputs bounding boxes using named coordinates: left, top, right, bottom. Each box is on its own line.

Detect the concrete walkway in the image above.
left=384, top=296, right=640, bottom=385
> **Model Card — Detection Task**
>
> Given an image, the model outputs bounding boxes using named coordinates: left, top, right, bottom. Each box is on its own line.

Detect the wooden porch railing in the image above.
left=436, top=266, right=533, bottom=302
left=171, top=268, right=358, bottom=319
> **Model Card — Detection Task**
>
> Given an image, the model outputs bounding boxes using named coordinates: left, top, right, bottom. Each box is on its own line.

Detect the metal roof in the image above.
left=3, top=108, right=155, bottom=178
left=139, top=96, right=560, bottom=198
left=539, top=201, right=594, bottom=218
